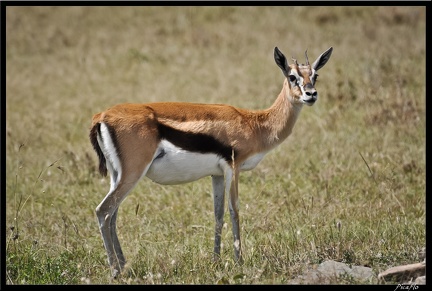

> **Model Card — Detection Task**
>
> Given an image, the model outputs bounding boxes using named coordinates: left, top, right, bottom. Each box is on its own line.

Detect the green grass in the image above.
left=5, top=6, right=425, bottom=284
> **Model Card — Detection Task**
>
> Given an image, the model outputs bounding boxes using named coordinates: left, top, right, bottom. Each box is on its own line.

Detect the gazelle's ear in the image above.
left=312, top=47, right=333, bottom=71
left=274, top=47, right=291, bottom=78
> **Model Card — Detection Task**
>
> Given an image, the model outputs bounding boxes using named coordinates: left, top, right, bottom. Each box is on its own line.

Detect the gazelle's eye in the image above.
left=289, top=75, right=297, bottom=83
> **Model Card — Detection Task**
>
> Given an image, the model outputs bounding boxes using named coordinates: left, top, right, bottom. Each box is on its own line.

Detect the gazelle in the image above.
left=90, top=46, right=333, bottom=277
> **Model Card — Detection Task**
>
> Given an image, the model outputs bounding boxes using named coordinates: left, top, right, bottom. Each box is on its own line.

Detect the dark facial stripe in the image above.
left=157, top=122, right=235, bottom=163
left=304, top=83, right=314, bottom=90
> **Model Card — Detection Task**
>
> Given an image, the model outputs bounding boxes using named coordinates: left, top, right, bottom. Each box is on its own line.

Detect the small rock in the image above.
left=290, top=260, right=374, bottom=284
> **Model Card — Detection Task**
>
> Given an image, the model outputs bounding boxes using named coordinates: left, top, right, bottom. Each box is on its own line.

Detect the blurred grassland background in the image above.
left=5, top=6, right=425, bottom=284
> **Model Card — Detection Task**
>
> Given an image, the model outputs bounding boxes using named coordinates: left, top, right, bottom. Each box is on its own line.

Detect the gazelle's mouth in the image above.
left=304, top=99, right=316, bottom=105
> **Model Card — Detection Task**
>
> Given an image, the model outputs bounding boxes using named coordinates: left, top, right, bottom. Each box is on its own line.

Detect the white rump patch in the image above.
left=98, top=122, right=122, bottom=188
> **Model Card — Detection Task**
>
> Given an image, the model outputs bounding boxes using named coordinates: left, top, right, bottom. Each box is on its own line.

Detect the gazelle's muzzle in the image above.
left=303, top=83, right=317, bottom=105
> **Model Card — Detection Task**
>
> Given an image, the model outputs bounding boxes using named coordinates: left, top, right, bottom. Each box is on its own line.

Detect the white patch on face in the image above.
left=146, top=140, right=225, bottom=185
left=291, top=69, right=304, bottom=87
left=98, top=122, right=122, bottom=188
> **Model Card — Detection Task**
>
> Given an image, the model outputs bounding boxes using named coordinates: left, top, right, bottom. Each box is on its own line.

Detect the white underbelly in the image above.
left=146, top=140, right=225, bottom=185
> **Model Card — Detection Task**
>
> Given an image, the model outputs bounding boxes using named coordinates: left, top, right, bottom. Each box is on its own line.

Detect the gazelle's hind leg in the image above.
left=96, top=179, right=138, bottom=277
left=96, top=159, right=153, bottom=278
left=110, top=209, right=124, bottom=268
left=95, top=123, right=158, bottom=278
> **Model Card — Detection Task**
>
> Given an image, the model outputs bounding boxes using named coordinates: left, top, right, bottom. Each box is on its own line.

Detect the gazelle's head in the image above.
left=274, top=46, right=333, bottom=106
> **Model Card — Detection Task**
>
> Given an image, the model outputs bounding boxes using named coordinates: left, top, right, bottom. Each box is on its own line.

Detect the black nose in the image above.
left=304, top=83, right=317, bottom=97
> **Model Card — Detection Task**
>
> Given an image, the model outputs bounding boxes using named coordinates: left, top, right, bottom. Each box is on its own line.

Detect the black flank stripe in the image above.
left=157, top=122, right=235, bottom=163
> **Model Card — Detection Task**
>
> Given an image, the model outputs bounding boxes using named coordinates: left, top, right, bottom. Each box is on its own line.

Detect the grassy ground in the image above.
left=5, top=6, right=425, bottom=284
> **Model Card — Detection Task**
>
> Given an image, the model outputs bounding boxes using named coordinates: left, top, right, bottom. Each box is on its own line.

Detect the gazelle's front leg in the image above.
left=228, top=167, right=243, bottom=264
left=212, top=175, right=225, bottom=261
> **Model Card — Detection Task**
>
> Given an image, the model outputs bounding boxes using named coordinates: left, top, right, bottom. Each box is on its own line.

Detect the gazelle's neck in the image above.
left=259, top=79, right=303, bottom=150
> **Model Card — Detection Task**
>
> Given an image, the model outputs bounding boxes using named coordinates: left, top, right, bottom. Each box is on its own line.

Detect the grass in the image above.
left=5, top=6, right=426, bottom=284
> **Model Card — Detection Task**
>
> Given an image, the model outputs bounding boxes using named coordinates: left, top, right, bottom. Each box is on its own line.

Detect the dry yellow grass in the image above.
left=5, top=6, right=425, bottom=284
